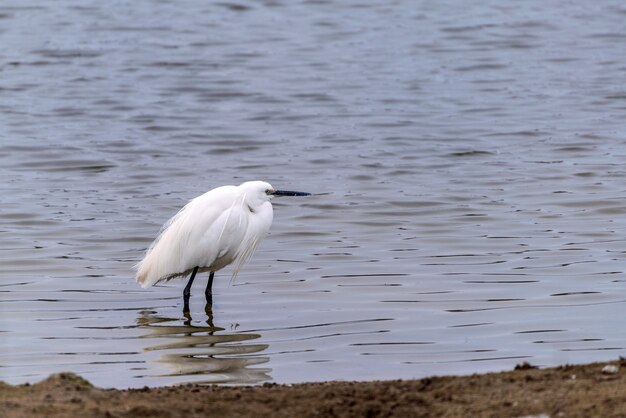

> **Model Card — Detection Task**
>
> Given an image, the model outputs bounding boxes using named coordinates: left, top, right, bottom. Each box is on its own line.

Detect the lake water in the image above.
left=2, top=0, right=626, bottom=388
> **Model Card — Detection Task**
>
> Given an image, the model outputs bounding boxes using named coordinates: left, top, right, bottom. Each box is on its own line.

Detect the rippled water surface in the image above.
left=2, top=0, right=626, bottom=388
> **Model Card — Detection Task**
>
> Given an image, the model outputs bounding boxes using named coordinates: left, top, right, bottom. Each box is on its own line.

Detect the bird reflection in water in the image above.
left=137, top=306, right=270, bottom=384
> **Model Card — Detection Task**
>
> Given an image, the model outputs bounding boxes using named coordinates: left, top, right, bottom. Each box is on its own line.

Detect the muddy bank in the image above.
left=2, top=359, right=626, bottom=418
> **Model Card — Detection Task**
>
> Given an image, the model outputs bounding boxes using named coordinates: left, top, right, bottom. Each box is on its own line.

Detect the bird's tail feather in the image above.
left=135, top=200, right=193, bottom=288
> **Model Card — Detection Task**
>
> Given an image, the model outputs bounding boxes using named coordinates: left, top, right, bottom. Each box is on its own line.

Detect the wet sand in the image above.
left=2, top=359, right=625, bottom=418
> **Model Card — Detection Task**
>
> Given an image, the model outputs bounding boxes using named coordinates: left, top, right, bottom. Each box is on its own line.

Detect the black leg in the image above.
left=205, top=271, right=215, bottom=306
left=183, top=266, right=199, bottom=314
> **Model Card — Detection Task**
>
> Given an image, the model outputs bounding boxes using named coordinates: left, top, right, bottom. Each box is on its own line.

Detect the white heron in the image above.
left=135, top=180, right=310, bottom=312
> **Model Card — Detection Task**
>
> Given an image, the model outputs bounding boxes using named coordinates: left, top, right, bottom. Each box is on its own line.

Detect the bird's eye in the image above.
left=265, top=189, right=272, bottom=195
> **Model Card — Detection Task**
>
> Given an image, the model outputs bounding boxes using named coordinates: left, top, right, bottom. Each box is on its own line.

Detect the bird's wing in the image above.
left=135, top=186, right=240, bottom=287
left=196, top=194, right=249, bottom=272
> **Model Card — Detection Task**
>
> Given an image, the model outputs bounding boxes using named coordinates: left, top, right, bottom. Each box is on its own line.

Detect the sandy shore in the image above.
left=2, top=359, right=625, bottom=417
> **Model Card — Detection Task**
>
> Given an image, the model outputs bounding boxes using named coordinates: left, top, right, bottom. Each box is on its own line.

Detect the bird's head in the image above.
left=239, top=181, right=311, bottom=209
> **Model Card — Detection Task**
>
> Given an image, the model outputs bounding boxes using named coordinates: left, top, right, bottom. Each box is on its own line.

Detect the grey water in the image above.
left=2, top=0, right=626, bottom=388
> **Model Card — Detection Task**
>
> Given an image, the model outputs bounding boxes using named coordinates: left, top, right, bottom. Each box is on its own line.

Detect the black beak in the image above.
left=271, top=190, right=311, bottom=197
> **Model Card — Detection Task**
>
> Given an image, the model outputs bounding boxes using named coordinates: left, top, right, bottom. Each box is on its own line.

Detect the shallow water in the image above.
left=2, top=0, right=626, bottom=388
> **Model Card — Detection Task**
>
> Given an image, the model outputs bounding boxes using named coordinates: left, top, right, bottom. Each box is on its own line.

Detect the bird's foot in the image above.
left=183, top=309, right=192, bottom=326
left=204, top=303, right=215, bottom=327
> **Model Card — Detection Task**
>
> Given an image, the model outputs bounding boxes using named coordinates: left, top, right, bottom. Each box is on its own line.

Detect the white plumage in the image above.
left=135, top=180, right=310, bottom=312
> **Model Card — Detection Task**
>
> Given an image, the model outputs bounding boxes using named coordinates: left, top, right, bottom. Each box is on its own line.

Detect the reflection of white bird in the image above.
left=135, top=180, right=310, bottom=313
